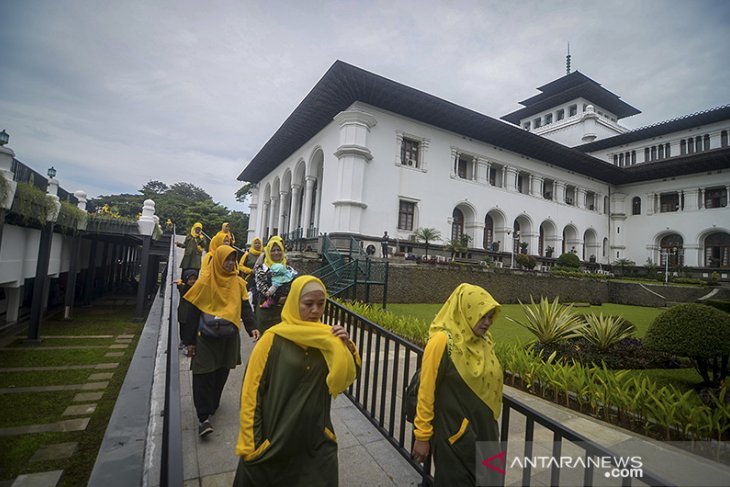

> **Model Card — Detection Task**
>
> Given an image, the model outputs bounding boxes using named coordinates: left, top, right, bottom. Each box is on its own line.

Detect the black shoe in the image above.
left=198, top=419, right=213, bottom=437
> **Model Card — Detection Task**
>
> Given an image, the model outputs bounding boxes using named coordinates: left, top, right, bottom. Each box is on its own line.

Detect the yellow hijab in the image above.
left=267, top=276, right=357, bottom=397
left=199, top=232, right=229, bottom=278
left=429, top=283, right=503, bottom=419
left=184, top=245, right=247, bottom=327
left=264, top=236, right=287, bottom=268
left=248, top=237, right=263, bottom=256
left=221, top=222, right=235, bottom=244
left=190, top=222, right=203, bottom=237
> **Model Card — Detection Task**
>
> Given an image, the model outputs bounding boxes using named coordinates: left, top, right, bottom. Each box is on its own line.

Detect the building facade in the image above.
left=240, top=61, right=730, bottom=269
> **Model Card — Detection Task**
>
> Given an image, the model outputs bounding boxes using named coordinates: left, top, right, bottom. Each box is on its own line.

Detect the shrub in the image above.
left=556, top=252, right=581, bottom=269
left=577, top=313, right=636, bottom=350
left=670, top=277, right=706, bottom=286
left=535, top=337, right=680, bottom=369
left=704, top=300, right=730, bottom=314
left=506, top=297, right=584, bottom=345
left=644, top=304, right=730, bottom=386
left=708, top=272, right=720, bottom=285
left=515, top=253, right=537, bottom=269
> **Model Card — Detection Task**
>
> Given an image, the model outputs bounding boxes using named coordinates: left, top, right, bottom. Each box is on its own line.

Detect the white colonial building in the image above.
left=240, top=61, right=730, bottom=269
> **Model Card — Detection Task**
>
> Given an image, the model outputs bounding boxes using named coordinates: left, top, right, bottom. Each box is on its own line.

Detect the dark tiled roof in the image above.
left=239, top=61, right=729, bottom=186
left=575, top=104, right=730, bottom=152
left=617, top=146, right=730, bottom=184
left=239, top=61, right=625, bottom=184
left=501, top=71, right=640, bottom=124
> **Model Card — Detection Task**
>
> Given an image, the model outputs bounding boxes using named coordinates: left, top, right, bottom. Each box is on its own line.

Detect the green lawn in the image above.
left=0, top=303, right=142, bottom=486
left=386, top=302, right=665, bottom=345
left=385, top=302, right=698, bottom=389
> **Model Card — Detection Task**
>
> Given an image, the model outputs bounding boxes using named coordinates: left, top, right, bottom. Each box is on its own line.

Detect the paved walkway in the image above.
left=175, top=332, right=422, bottom=487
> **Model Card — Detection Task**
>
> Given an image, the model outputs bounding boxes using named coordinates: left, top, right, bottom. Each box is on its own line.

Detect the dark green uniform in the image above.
left=180, top=234, right=205, bottom=270
left=234, top=335, right=342, bottom=486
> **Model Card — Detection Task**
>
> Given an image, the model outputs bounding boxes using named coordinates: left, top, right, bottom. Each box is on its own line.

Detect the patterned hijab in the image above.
left=428, top=283, right=503, bottom=418
left=267, top=275, right=357, bottom=397
left=184, top=245, right=247, bottom=327
left=264, top=235, right=287, bottom=268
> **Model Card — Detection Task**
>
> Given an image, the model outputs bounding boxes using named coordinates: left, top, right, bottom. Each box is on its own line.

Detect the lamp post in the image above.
left=0, top=130, right=9, bottom=146
left=507, top=230, right=521, bottom=268
left=47, top=166, right=57, bottom=179
left=661, top=247, right=677, bottom=284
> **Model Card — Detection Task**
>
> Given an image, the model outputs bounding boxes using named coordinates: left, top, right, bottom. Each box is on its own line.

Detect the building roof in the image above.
left=239, top=61, right=729, bottom=186
left=239, top=61, right=625, bottom=184
left=575, top=104, right=730, bottom=152
left=501, top=71, right=641, bottom=124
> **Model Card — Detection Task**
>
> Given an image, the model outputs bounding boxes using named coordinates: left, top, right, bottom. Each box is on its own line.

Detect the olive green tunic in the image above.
left=234, top=335, right=341, bottom=487
left=191, top=330, right=241, bottom=374
left=180, top=234, right=205, bottom=270
left=430, top=346, right=501, bottom=486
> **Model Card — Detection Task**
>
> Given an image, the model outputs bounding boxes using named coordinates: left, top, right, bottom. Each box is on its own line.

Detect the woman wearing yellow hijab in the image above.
left=199, top=231, right=230, bottom=279
left=253, top=235, right=297, bottom=332
left=234, top=275, right=360, bottom=486
left=183, top=245, right=258, bottom=437
left=177, top=222, right=206, bottom=271
left=239, top=237, right=263, bottom=286
left=220, top=222, right=235, bottom=245
left=411, top=283, right=503, bottom=486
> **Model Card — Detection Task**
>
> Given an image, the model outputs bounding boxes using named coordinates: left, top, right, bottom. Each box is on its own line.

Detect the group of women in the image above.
left=176, top=222, right=504, bottom=486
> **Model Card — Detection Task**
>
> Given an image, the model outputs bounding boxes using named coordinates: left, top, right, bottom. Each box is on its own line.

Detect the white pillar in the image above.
left=246, top=186, right=259, bottom=241
left=683, top=188, right=699, bottom=211
left=504, top=166, right=518, bottom=191
left=332, top=110, right=377, bottom=234
left=289, top=183, right=302, bottom=233
left=554, top=181, right=566, bottom=204
left=260, top=200, right=270, bottom=238
left=577, top=188, right=587, bottom=209
left=278, top=190, right=288, bottom=235
left=302, top=176, right=316, bottom=232
left=530, top=175, right=543, bottom=198
left=268, top=196, right=277, bottom=236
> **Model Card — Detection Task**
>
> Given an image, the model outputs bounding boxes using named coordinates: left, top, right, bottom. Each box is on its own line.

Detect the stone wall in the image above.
left=287, top=259, right=716, bottom=307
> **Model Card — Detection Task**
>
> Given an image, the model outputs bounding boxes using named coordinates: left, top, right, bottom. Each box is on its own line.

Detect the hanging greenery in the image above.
left=56, top=200, right=87, bottom=231
left=86, top=213, right=138, bottom=234
left=0, top=175, right=11, bottom=206
left=9, top=182, right=54, bottom=224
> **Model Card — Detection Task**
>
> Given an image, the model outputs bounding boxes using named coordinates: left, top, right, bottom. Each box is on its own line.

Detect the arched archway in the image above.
left=306, top=148, right=324, bottom=231
left=484, top=214, right=494, bottom=250
left=704, top=231, right=730, bottom=267
left=451, top=208, right=464, bottom=242
left=562, top=224, right=579, bottom=256
left=485, top=209, right=507, bottom=251
left=659, top=233, right=684, bottom=267
left=583, top=228, right=598, bottom=261
left=539, top=219, right=558, bottom=256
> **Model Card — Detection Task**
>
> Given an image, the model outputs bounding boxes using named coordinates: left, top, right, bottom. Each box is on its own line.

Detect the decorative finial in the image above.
left=566, top=42, right=571, bottom=75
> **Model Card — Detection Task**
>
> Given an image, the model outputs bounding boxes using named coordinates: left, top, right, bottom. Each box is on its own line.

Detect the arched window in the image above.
left=632, top=196, right=641, bottom=215
left=451, top=208, right=464, bottom=242
left=660, top=234, right=684, bottom=267
left=483, top=214, right=494, bottom=249
left=705, top=232, right=730, bottom=267
left=513, top=222, right=521, bottom=254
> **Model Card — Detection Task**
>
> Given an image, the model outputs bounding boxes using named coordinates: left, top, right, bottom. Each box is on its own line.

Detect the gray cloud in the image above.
left=1, top=0, right=728, bottom=213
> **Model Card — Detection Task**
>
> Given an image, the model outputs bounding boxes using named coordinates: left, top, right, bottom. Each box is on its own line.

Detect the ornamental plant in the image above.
left=577, top=313, right=636, bottom=350
left=556, top=252, right=581, bottom=269
left=644, top=304, right=730, bottom=386
left=506, top=296, right=584, bottom=345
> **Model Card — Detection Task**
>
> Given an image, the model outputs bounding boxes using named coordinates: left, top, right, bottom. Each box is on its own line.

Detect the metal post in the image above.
left=134, top=236, right=152, bottom=321
left=365, top=258, right=371, bottom=303
left=27, top=221, right=54, bottom=341
left=382, top=261, right=389, bottom=310
left=64, top=235, right=82, bottom=319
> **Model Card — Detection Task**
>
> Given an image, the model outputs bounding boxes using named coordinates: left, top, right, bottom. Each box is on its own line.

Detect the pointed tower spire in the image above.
left=566, top=43, right=572, bottom=75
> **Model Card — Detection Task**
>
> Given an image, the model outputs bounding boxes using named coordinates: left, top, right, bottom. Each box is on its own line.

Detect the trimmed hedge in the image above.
left=556, top=252, right=581, bottom=269
left=703, top=300, right=730, bottom=313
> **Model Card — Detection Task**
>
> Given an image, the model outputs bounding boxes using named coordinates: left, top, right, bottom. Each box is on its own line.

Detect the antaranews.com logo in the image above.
left=476, top=442, right=643, bottom=486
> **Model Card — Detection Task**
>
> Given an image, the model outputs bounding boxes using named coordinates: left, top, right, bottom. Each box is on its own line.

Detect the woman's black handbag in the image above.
left=199, top=313, right=238, bottom=339
left=404, top=369, right=421, bottom=423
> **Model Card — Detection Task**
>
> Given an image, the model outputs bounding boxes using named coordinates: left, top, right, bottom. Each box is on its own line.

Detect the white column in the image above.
left=268, top=196, right=277, bottom=236
left=577, top=188, right=587, bottom=209
left=302, top=176, right=316, bottom=232
left=260, top=200, right=270, bottom=237
left=247, top=186, right=259, bottom=241
left=699, top=188, right=704, bottom=209
left=683, top=188, right=699, bottom=211
left=645, top=193, right=655, bottom=215
left=485, top=161, right=492, bottom=185
left=476, top=158, right=489, bottom=184
left=450, top=147, right=458, bottom=178
left=278, top=190, right=288, bottom=235
left=504, top=166, right=518, bottom=191
left=554, top=181, right=566, bottom=204
left=288, top=183, right=302, bottom=233
left=332, top=110, right=377, bottom=234
left=530, top=175, right=543, bottom=198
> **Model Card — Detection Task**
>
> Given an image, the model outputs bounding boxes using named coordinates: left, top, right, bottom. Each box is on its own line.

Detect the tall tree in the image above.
left=140, top=180, right=168, bottom=197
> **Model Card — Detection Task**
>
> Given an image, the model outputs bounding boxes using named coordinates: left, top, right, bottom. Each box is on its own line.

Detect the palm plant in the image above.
left=506, top=297, right=584, bottom=345
left=578, top=313, right=636, bottom=350
left=412, top=227, right=442, bottom=259
left=612, top=258, right=635, bottom=276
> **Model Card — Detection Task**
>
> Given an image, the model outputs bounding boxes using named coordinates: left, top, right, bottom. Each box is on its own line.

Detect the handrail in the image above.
left=323, top=299, right=676, bottom=486
left=161, top=228, right=183, bottom=486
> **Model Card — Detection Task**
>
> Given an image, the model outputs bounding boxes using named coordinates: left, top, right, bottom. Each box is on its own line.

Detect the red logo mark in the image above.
left=482, top=450, right=507, bottom=475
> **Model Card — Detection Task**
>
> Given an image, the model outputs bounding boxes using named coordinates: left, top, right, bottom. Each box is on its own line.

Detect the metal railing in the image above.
left=161, top=227, right=183, bottom=486
left=323, top=299, right=676, bottom=487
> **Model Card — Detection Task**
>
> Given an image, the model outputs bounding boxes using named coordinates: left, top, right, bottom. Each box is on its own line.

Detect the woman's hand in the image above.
left=251, top=329, right=260, bottom=342
left=331, top=325, right=355, bottom=352
left=186, top=344, right=196, bottom=357
left=411, top=439, right=430, bottom=464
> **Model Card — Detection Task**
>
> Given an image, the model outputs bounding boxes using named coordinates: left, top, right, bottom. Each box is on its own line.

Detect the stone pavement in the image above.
left=176, top=331, right=422, bottom=487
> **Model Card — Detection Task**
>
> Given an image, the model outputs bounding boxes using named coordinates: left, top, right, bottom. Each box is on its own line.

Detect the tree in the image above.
left=140, top=180, right=168, bottom=197
left=444, top=234, right=471, bottom=261
left=412, top=227, right=442, bottom=259
left=235, top=182, right=255, bottom=204
left=612, top=258, right=635, bottom=276
left=167, top=182, right=211, bottom=203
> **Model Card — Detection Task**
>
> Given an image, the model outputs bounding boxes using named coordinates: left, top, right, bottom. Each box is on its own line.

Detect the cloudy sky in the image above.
left=2, top=0, right=729, bottom=211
